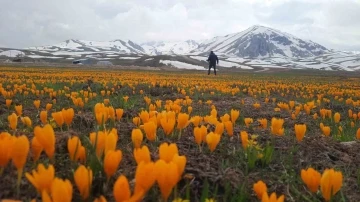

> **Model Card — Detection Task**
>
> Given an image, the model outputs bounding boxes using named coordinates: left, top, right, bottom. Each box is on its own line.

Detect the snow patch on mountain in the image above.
left=160, top=60, right=206, bottom=70
left=0, top=50, right=25, bottom=57
left=142, top=40, right=199, bottom=55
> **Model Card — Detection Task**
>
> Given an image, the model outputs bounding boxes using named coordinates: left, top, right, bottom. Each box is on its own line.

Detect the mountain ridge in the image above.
left=23, top=25, right=328, bottom=58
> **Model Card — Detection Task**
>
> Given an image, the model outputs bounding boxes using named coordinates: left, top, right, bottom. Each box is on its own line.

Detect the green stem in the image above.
left=173, top=185, right=178, bottom=200
left=178, top=129, right=182, bottom=140
left=16, top=168, right=23, bottom=197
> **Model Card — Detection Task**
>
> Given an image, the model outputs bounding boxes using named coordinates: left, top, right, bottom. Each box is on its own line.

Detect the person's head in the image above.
left=210, top=51, right=214, bottom=54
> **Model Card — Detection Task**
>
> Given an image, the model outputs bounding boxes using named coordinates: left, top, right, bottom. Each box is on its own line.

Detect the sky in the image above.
left=0, top=0, right=359, bottom=50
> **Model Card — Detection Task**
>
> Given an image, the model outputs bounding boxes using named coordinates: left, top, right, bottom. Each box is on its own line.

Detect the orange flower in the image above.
left=143, top=121, right=157, bottom=141
left=289, top=101, right=295, bottom=109
left=113, top=175, right=131, bottom=202
left=224, top=121, right=233, bottom=136
left=253, top=103, right=261, bottom=109
left=89, top=131, right=106, bottom=158
left=93, top=195, right=107, bottom=202
left=159, top=143, right=179, bottom=163
left=271, top=118, right=284, bottom=136
left=188, top=106, right=193, bottom=114
left=133, top=146, right=151, bottom=165
left=133, top=117, right=141, bottom=126
left=0, top=133, right=14, bottom=169
left=41, top=177, right=73, bottom=202
left=160, top=117, right=176, bottom=136
left=320, top=169, right=343, bottom=201
left=52, top=112, right=64, bottom=127
left=108, top=106, right=115, bottom=120
left=21, top=116, right=32, bottom=128
left=67, top=136, right=82, bottom=162
left=113, top=175, right=144, bottom=202
left=104, top=131, right=117, bottom=155
left=6, top=99, right=12, bottom=108
left=258, top=118, right=268, bottom=129
left=94, top=103, right=109, bottom=125
left=214, top=122, right=224, bottom=135
left=25, top=164, right=55, bottom=194
left=11, top=135, right=29, bottom=188
left=104, top=150, right=122, bottom=180
left=115, top=108, right=124, bottom=121
left=210, top=108, right=217, bottom=118
left=206, top=132, right=221, bottom=152
left=155, top=160, right=178, bottom=201
left=31, top=137, right=43, bottom=162
left=348, top=109, right=353, bottom=118
left=194, top=126, right=207, bottom=145
left=177, top=113, right=189, bottom=130
left=294, top=124, right=306, bottom=142
left=74, top=165, right=93, bottom=200
left=40, top=111, right=48, bottom=124
left=34, top=100, right=41, bottom=109
left=46, top=103, right=53, bottom=111
left=34, top=124, right=55, bottom=159
left=357, top=128, right=360, bottom=140
left=334, top=112, right=340, bottom=123
left=8, top=113, right=18, bottom=130
left=313, top=113, right=318, bottom=120
left=322, top=126, right=331, bottom=136
left=253, top=180, right=267, bottom=199
left=220, top=114, right=230, bottom=123
left=244, top=118, right=253, bottom=128
left=240, top=131, right=249, bottom=150
left=301, top=167, right=321, bottom=193
left=15, top=105, right=22, bottom=116
left=139, top=110, right=150, bottom=124
left=131, top=129, right=143, bottom=149
left=134, top=161, right=156, bottom=195
left=62, top=108, right=74, bottom=127
left=78, top=146, right=86, bottom=164
left=190, top=116, right=202, bottom=127
left=261, top=192, right=285, bottom=202
left=12, top=135, right=29, bottom=170
left=172, top=154, right=186, bottom=183
left=123, top=96, right=129, bottom=102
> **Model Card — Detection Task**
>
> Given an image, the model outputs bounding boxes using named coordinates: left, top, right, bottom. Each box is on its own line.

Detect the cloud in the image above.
left=0, top=0, right=359, bottom=51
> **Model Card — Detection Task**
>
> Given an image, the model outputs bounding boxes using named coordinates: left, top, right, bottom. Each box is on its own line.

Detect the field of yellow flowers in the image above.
left=0, top=66, right=360, bottom=202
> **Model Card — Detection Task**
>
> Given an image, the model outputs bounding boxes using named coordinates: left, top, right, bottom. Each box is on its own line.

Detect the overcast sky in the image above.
left=0, top=0, right=359, bottom=50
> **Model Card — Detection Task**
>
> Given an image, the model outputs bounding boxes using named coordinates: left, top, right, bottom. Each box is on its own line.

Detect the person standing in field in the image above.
left=207, top=51, right=219, bottom=75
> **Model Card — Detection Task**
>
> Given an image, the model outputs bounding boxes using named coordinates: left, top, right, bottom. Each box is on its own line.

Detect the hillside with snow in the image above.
left=142, top=40, right=199, bottom=55
left=191, top=25, right=328, bottom=58
left=1, top=25, right=360, bottom=72
left=28, top=39, right=145, bottom=55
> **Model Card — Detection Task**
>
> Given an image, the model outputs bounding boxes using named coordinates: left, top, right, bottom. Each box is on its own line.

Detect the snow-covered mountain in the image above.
left=28, top=39, right=145, bottom=55
left=27, top=39, right=200, bottom=56
left=191, top=25, right=328, bottom=58
left=141, top=40, right=199, bottom=55
left=24, top=25, right=329, bottom=58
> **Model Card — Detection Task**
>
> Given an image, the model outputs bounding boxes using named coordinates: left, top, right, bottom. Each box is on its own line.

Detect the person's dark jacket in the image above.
left=207, top=52, right=219, bottom=65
